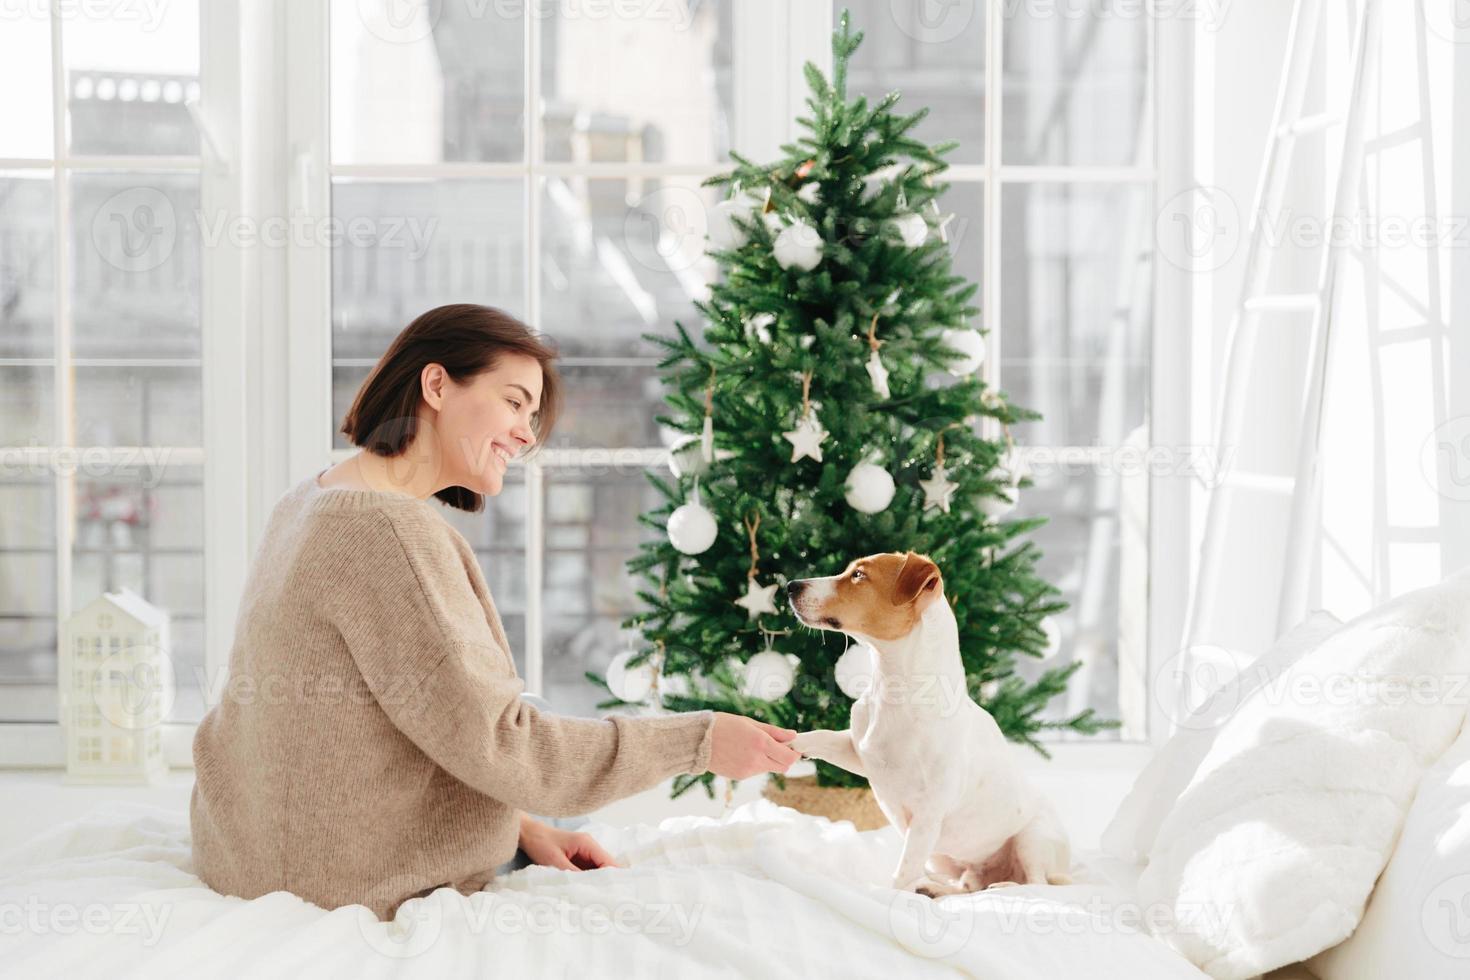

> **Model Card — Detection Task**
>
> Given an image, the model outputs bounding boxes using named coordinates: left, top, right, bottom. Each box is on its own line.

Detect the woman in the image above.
left=190, top=303, right=800, bottom=920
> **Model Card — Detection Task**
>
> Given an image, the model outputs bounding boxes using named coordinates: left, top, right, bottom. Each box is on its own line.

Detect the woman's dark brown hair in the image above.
left=340, top=303, right=562, bottom=513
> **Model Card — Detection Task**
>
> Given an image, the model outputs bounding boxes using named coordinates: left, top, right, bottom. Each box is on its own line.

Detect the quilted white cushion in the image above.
left=1102, top=611, right=1343, bottom=864
left=1309, top=716, right=1470, bottom=978
left=1138, top=569, right=1470, bottom=980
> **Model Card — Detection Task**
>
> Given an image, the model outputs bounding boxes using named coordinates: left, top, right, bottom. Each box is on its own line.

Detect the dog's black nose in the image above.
left=787, top=580, right=807, bottom=597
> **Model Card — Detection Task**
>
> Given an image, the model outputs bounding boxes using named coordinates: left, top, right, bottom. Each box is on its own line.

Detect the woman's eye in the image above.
left=509, top=399, right=522, bottom=411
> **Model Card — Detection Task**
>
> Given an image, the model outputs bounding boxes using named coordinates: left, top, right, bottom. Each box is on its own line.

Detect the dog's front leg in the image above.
left=789, top=730, right=866, bottom=776
left=892, top=816, right=943, bottom=893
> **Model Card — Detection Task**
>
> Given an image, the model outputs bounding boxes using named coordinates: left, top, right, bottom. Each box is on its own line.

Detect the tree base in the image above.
left=762, top=774, right=889, bottom=832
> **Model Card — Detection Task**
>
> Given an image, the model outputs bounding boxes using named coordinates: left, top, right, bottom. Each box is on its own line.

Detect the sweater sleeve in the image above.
left=317, top=509, right=716, bottom=817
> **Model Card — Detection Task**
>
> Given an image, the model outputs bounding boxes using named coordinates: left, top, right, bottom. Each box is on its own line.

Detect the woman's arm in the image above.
left=319, top=510, right=753, bottom=816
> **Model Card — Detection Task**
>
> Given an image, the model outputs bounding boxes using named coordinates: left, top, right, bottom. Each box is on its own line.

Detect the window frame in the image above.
left=0, top=0, right=248, bottom=767
left=0, top=0, right=1191, bottom=768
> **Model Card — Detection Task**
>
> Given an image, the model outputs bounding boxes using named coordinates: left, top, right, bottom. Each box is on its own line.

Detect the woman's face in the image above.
left=426, top=353, right=542, bottom=497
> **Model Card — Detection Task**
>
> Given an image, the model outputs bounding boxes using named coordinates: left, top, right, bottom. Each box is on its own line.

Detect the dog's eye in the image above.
left=850, top=569, right=865, bottom=582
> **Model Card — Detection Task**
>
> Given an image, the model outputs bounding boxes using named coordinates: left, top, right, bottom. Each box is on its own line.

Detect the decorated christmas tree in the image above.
left=590, top=11, right=1115, bottom=798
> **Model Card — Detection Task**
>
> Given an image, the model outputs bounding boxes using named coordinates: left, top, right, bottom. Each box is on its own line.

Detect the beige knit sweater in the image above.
left=190, top=474, right=715, bottom=920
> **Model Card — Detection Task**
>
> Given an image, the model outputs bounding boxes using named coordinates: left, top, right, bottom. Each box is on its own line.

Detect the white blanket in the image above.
left=0, top=801, right=1206, bottom=979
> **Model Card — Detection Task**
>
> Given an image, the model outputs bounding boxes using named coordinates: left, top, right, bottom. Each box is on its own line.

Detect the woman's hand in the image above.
left=707, top=712, right=801, bottom=780
left=518, top=814, right=625, bottom=872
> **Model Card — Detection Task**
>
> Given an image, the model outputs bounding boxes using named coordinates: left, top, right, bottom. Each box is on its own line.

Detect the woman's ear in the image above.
left=420, top=363, right=447, bottom=411
left=892, top=551, right=941, bottom=606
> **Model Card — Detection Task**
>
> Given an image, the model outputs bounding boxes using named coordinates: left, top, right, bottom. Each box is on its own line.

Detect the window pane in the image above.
left=1, top=174, right=55, bottom=359
left=1002, top=7, right=1149, bottom=166
left=541, top=467, right=661, bottom=717
left=999, top=182, right=1151, bottom=447
left=72, top=172, right=202, bottom=359
left=0, top=15, right=52, bottom=158
left=539, top=175, right=718, bottom=447
left=73, top=463, right=204, bottom=723
left=839, top=0, right=987, bottom=165
left=541, top=1, right=732, bottom=164
left=332, top=177, right=526, bottom=332
left=74, top=366, right=202, bottom=446
left=0, top=618, right=58, bottom=723
left=1010, top=459, right=1147, bottom=740
left=64, top=1, right=201, bottom=156
left=1, top=367, right=53, bottom=446
left=431, top=472, right=527, bottom=677
left=942, top=180, right=984, bottom=301
left=330, top=0, right=525, bottom=164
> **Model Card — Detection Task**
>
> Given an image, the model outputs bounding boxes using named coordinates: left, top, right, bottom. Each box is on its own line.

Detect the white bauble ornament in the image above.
left=745, top=312, right=774, bottom=344
left=940, top=328, right=987, bottom=376
left=845, top=462, right=895, bottom=514
left=605, top=649, right=655, bottom=702
left=773, top=220, right=823, bottom=271
left=668, top=434, right=733, bottom=479
left=1040, top=617, right=1063, bottom=660
left=743, top=649, right=796, bottom=700
left=707, top=192, right=760, bottom=250
left=667, top=500, right=717, bottom=554
left=695, top=655, right=745, bottom=696
left=865, top=349, right=891, bottom=399
left=888, top=212, right=929, bottom=247
left=668, top=434, right=709, bottom=479
left=658, top=670, right=690, bottom=699
left=834, top=642, right=876, bottom=699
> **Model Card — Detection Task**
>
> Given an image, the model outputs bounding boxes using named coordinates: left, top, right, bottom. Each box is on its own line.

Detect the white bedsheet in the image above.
left=0, top=800, right=1206, bottom=979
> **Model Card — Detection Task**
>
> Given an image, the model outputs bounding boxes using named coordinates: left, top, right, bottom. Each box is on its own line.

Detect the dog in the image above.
left=786, top=551, right=1071, bottom=898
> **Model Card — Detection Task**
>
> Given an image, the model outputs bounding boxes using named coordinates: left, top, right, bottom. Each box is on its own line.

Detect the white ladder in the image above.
left=1185, top=0, right=1384, bottom=647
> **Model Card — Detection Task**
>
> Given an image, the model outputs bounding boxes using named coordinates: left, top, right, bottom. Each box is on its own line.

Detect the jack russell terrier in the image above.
left=786, top=551, right=1071, bottom=898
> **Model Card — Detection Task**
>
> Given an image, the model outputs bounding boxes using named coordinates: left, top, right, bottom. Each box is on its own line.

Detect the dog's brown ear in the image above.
left=892, top=551, right=941, bottom=606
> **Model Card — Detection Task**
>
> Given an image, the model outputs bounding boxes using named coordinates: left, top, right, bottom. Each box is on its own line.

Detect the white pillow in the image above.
left=1102, top=611, right=1343, bottom=864
left=1137, top=569, right=1470, bottom=980
left=1309, top=715, right=1470, bottom=979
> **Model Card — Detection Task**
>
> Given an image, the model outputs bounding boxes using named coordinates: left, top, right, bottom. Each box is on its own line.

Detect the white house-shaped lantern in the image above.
left=60, top=588, right=172, bottom=785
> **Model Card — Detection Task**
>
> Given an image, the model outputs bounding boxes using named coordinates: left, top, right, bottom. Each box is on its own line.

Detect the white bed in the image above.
left=0, top=799, right=1212, bottom=979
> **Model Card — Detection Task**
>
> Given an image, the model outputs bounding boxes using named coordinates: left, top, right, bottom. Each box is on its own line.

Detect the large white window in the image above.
left=840, top=1, right=1160, bottom=738
left=0, top=0, right=1186, bottom=760
left=1, top=3, right=210, bottom=725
